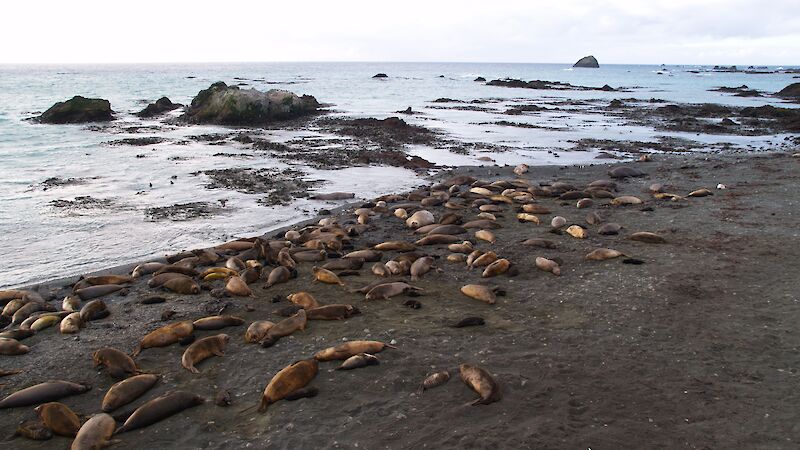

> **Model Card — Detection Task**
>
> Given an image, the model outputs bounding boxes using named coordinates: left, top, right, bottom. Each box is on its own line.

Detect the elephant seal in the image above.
left=314, top=340, right=395, bottom=361
left=225, top=276, right=252, bottom=297
left=0, top=337, right=29, bottom=355
left=306, top=304, right=360, bottom=320
left=193, top=315, right=244, bottom=331
left=182, top=334, right=230, bottom=373
left=60, top=312, right=83, bottom=334
left=287, top=292, right=320, bottom=309
left=608, top=166, right=645, bottom=178
left=0, top=381, right=91, bottom=409
left=312, top=266, right=344, bottom=285
left=92, top=347, right=140, bottom=379
left=629, top=231, right=667, bottom=243
left=260, top=310, right=307, bottom=347
left=79, top=299, right=109, bottom=322
left=102, top=374, right=159, bottom=412
left=263, top=266, right=295, bottom=288
left=419, top=371, right=450, bottom=393
left=336, top=353, right=379, bottom=370
left=598, top=222, right=622, bottom=235
left=365, top=282, right=423, bottom=300
left=451, top=317, right=485, bottom=328
left=35, top=402, right=81, bottom=436
left=460, top=364, right=501, bottom=405
left=115, top=391, right=204, bottom=433
left=74, top=284, right=124, bottom=301
left=71, top=413, right=117, bottom=450
left=521, top=238, right=557, bottom=249
left=133, top=321, right=194, bottom=356
left=16, top=420, right=52, bottom=440
left=585, top=248, right=625, bottom=261
left=162, top=277, right=200, bottom=295
left=535, top=257, right=561, bottom=276
left=482, top=259, right=510, bottom=278
left=245, top=321, right=275, bottom=343
left=259, top=359, right=319, bottom=412
left=460, top=284, right=499, bottom=304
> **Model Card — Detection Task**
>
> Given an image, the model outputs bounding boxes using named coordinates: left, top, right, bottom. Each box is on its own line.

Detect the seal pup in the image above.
left=419, top=371, right=450, bottom=393
left=335, top=353, right=379, bottom=370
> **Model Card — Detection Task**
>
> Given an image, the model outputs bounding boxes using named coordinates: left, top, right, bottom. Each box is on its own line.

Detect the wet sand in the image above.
left=2, top=150, right=800, bottom=449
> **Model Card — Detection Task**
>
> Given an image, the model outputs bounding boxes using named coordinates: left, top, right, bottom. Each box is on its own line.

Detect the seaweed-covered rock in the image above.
left=37, top=96, right=114, bottom=124
left=573, top=55, right=599, bottom=68
left=777, top=83, right=800, bottom=98
left=181, top=82, right=319, bottom=125
left=138, top=97, right=181, bottom=118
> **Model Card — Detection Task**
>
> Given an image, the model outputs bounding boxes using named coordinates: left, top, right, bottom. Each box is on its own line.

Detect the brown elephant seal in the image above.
left=74, top=284, right=124, bottom=301
left=287, top=292, right=320, bottom=309
left=521, top=238, right=557, bottom=249
left=263, top=266, right=295, bottom=288
left=612, top=195, right=643, bottom=206
left=148, top=272, right=190, bottom=288
left=460, top=284, right=500, bottom=304
left=35, top=402, right=81, bottom=436
left=311, top=266, right=344, bottom=285
left=131, top=262, right=165, bottom=278
left=415, top=234, right=461, bottom=246
left=245, top=321, right=275, bottom=343
left=608, top=166, right=645, bottom=178
left=306, top=304, right=360, bottom=320
left=182, top=334, right=230, bottom=373
left=0, top=381, right=91, bottom=409
left=460, top=364, right=501, bottom=405
left=102, top=374, right=159, bottom=412
left=92, top=347, right=140, bottom=379
left=225, top=275, right=253, bottom=297
left=0, top=328, right=34, bottom=341
left=598, top=222, right=622, bottom=235
left=115, top=391, right=204, bottom=433
left=133, top=321, right=195, bottom=356
left=259, top=359, right=319, bottom=412
left=71, top=414, right=117, bottom=449
left=0, top=337, right=29, bottom=355
left=535, top=257, right=561, bottom=276
left=12, top=301, right=57, bottom=325
left=629, top=231, right=667, bottom=243
left=419, top=371, right=450, bottom=393
left=79, top=299, right=109, bottom=322
left=336, top=353, right=379, bottom=370
left=82, top=275, right=134, bottom=286
left=410, top=256, right=436, bottom=281
left=314, top=340, right=395, bottom=361
left=260, top=310, right=307, bottom=347
left=162, top=277, right=200, bottom=295
left=365, top=282, right=423, bottom=300
left=586, top=248, right=625, bottom=261
left=16, top=419, right=53, bottom=440
left=322, top=257, right=364, bottom=271
left=193, top=315, right=245, bottom=330
left=284, top=386, right=319, bottom=401
left=482, top=259, right=510, bottom=278
left=60, top=312, right=83, bottom=334
left=565, top=225, right=587, bottom=239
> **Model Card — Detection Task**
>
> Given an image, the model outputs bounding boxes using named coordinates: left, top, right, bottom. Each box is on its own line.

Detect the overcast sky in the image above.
left=2, top=0, right=798, bottom=65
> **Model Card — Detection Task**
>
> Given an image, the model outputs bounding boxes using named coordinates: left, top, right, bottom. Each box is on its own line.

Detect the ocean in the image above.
left=0, top=62, right=797, bottom=288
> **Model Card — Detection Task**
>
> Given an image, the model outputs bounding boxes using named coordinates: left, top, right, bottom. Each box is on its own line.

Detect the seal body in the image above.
left=314, top=341, right=394, bottom=361
left=35, top=402, right=81, bottom=436
left=92, top=347, right=139, bottom=379
left=102, top=374, right=159, bottom=412
left=133, top=321, right=195, bottom=356
left=460, top=364, right=501, bottom=405
left=0, top=381, right=91, bottom=409
left=259, top=359, right=319, bottom=412
left=116, top=391, right=204, bottom=433
left=182, top=334, right=230, bottom=373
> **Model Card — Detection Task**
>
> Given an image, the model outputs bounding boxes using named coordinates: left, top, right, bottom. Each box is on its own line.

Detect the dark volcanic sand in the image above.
left=2, top=151, right=800, bottom=449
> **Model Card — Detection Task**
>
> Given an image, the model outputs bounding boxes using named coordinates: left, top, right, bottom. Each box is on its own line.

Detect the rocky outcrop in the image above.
left=474, top=77, right=486, bottom=82
left=487, top=78, right=615, bottom=92
left=138, top=97, right=181, bottom=118
left=573, top=55, right=599, bottom=68
left=372, top=73, right=388, bottom=78
left=37, top=96, right=114, bottom=124
left=181, top=82, right=319, bottom=125
left=777, top=83, right=800, bottom=98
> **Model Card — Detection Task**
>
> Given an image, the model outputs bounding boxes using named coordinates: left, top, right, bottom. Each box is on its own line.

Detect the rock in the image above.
left=372, top=73, right=388, bottom=78
left=181, top=82, right=319, bottom=125
left=573, top=55, right=599, bottom=68
left=600, top=84, right=615, bottom=91
left=37, top=96, right=114, bottom=123
left=609, top=99, right=624, bottom=108
left=137, top=97, right=181, bottom=118
left=474, top=77, right=486, bottom=82
left=777, top=83, right=800, bottom=98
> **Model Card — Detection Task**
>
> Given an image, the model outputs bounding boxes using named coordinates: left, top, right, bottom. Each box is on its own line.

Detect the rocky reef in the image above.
left=137, top=97, right=181, bottom=118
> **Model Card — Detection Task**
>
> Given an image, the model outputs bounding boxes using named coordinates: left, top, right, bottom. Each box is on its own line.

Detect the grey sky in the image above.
left=2, top=0, right=798, bottom=64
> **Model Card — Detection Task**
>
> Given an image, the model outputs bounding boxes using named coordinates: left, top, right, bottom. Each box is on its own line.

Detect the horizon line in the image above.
left=0, top=60, right=797, bottom=67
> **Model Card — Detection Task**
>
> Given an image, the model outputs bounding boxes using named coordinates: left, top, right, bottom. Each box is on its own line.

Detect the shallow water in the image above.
left=0, top=62, right=797, bottom=287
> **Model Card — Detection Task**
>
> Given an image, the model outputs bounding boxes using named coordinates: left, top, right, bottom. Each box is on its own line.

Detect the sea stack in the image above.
left=776, top=83, right=800, bottom=99
left=573, top=55, right=600, bottom=68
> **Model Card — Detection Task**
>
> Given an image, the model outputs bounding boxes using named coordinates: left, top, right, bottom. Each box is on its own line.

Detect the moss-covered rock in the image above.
left=181, top=82, right=319, bottom=125
left=137, top=97, right=181, bottom=118
left=37, top=96, right=114, bottom=124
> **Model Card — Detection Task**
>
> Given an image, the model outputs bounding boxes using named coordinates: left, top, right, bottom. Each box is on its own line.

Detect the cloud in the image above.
left=0, top=0, right=797, bottom=64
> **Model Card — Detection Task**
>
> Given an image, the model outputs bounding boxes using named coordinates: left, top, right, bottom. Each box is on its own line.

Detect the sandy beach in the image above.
left=2, top=149, right=799, bottom=449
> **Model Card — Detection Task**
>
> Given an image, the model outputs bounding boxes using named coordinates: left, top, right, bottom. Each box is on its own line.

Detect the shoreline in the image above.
left=3, top=149, right=800, bottom=448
